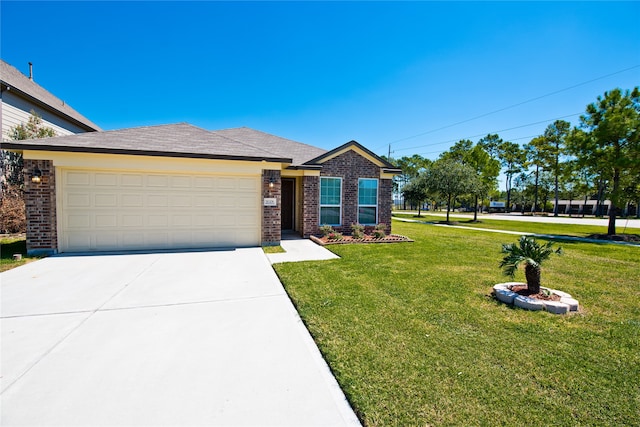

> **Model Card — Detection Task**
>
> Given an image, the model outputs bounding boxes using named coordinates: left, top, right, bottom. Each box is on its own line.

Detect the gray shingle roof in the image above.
left=2, top=123, right=293, bottom=163
left=1, top=59, right=101, bottom=132
left=214, top=127, right=327, bottom=166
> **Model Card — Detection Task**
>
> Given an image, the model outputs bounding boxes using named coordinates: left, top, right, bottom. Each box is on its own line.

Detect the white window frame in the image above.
left=358, top=178, right=379, bottom=225
left=319, top=177, right=342, bottom=226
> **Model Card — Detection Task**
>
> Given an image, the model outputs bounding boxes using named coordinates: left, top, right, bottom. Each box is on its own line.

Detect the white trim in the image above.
left=319, top=176, right=342, bottom=226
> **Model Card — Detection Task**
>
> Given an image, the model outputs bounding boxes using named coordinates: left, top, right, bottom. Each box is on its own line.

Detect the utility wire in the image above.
left=393, top=112, right=582, bottom=153
left=413, top=134, right=541, bottom=158
left=380, top=64, right=640, bottom=148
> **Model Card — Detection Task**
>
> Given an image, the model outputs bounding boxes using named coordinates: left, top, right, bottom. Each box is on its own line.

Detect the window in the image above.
left=320, top=177, right=341, bottom=225
left=358, top=178, right=378, bottom=225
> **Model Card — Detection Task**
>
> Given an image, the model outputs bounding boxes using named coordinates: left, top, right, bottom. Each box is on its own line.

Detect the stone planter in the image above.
left=493, top=282, right=579, bottom=315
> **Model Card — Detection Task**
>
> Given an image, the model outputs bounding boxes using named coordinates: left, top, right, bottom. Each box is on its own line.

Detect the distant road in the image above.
left=394, top=211, right=640, bottom=229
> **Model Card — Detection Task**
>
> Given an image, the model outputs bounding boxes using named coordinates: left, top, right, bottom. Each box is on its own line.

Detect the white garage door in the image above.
left=59, top=169, right=261, bottom=252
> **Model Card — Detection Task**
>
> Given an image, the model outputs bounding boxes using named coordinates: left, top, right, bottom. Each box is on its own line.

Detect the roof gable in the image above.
left=1, top=60, right=101, bottom=132
left=304, top=140, right=401, bottom=173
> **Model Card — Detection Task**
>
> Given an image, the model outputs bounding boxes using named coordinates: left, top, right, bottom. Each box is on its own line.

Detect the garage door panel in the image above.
left=66, top=171, right=91, bottom=186
left=95, top=194, right=117, bottom=207
left=171, top=176, right=191, bottom=188
left=148, top=195, right=168, bottom=207
left=96, top=234, right=118, bottom=249
left=95, top=173, right=118, bottom=186
left=121, top=194, right=144, bottom=207
left=148, top=215, right=169, bottom=227
left=122, top=215, right=144, bottom=227
left=169, top=195, right=191, bottom=207
left=194, top=176, right=214, bottom=188
left=121, top=174, right=144, bottom=187
left=60, top=169, right=260, bottom=252
left=67, top=193, right=91, bottom=207
left=67, top=214, right=91, bottom=228
left=147, top=175, right=168, bottom=187
left=238, top=178, right=259, bottom=190
left=95, top=215, right=117, bottom=227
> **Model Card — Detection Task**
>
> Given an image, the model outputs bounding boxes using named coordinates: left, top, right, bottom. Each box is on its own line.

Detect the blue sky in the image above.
left=2, top=1, right=639, bottom=162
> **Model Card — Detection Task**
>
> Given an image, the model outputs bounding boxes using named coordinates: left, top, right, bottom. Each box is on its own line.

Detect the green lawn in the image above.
left=0, top=237, right=40, bottom=272
left=274, top=220, right=640, bottom=426
left=393, top=212, right=640, bottom=238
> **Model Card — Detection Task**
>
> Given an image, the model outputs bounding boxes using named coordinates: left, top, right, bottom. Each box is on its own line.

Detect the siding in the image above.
left=1, top=91, right=87, bottom=140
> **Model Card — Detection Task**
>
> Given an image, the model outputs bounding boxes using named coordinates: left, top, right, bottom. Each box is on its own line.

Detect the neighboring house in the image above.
left=4, top=123, right=401, bottom=254
left=1, top=59, right=101, bottom=139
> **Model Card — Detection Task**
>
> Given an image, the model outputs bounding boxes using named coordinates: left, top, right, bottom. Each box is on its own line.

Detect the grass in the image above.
left=0, top=237, right=40, bottom=272
left=393, top=212, right=640, bottom=238
left=273, top=220, right=640, bottom=426
left=262, top=245, right=286, bottom=254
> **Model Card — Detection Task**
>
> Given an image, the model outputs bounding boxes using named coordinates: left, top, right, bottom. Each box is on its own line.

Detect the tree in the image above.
left=1, top=111, right=57, bottom=234
left=567, top=87, right=640, bottom=235
left=478, top=134, right=503, bottom=160
left=423, top=159, right=479, bottom=223
left=442, top=140, right=500, bottom=221
left=500, top=236, right=562, bottom=294
left=401, top=176, right=430, bottom=217
left=542, top=120, right=571, bottom=216
left=524, top=136, right=546, bottom=213
left=392, top=155, right=431, bottom=209
left=2, top=111, right=56, bottom=188
left=497, top=141, right=526, bottom=213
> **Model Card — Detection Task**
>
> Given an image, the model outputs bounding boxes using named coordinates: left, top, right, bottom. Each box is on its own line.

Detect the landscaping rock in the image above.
left=514, top=295, right=545, bottom=311
left=543, top=301, right=570, bottom=314
left=560, top=297, right=579, bottom=311
left=493, top=283, right=509, bottom=291
left=494, top=289, right=518, bottom=304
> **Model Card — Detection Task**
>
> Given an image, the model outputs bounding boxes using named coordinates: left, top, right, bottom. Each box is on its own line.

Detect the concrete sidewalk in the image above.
left=267, top=239, right=340, bottom=264
left=1, top=249, right=359, bottom=426
left=394, top=217, right=640, bottom=247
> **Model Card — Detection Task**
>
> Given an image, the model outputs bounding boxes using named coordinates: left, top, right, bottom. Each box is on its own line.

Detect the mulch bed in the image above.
left=510, top=284, right=561, bottom=301
left=310, top=234, right=413, bottom=245
left=586, top=233, right=640, bottom=242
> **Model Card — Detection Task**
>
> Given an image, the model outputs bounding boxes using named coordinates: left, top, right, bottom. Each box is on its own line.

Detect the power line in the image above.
left=413, top=134, right=541, bottom=158
left=392, top=112, right=582, bottom=153
left=380, top=64, right=640, bottom=148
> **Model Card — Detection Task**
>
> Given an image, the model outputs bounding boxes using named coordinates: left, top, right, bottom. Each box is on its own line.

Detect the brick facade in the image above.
left=301, top=175, right=319, bottom=237
left=21, top=152, right=394, bottom=252
left=301, top=150, right=393, bottom=236
left=23, top=159, right=58, bottom=255
left=261, top=169, right=281, bottom=246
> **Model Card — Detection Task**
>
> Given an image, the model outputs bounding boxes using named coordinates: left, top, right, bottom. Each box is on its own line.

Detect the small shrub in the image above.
left=351, top=223, right=365, bottom=239
left=327, top=231, right=343, bottom=240
left=0, top=185, right=26, bottom=234
left=320, top=224, right=334, bottom=237
left=372, top=223, right=386, bottom=239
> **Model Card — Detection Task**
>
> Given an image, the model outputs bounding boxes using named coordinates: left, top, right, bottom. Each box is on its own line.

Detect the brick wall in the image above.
left=379, top=178, right=393, bottom=235
left=318, top=150, right=393, bottom=235
left=261, top=169, right=281, bottom=245
left=23, top=159, right=58, bottom=255
left=301, top=175, right=319, bottom=237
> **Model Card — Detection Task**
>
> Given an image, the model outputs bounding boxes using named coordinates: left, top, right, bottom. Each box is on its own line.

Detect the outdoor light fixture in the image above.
left=269, top=177, right=275, bottom=188
left=31, top=167, right=42, bottom=183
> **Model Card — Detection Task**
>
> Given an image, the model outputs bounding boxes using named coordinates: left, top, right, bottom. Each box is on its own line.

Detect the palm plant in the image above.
left=499, top=236, right=563, bottom=294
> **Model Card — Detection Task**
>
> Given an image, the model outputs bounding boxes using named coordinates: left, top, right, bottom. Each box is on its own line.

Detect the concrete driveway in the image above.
left=1, top=248, right=359, bottom=426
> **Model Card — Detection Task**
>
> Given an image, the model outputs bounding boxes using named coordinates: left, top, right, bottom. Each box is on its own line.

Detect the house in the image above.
left=1, top=60, right=101, bottom=139
left=4, top=123, right=401, bottom=254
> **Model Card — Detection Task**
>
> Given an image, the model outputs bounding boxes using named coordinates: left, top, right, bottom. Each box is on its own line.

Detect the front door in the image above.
left=281, top=178, right=295, bottom=230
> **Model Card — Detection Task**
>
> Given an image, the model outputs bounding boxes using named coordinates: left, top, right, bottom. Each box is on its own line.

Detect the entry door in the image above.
left=281, top=178, right=295, bottom=230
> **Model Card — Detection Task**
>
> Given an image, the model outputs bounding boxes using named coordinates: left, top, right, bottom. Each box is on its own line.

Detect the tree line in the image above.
left=390, top=87, right=640, bottom=236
